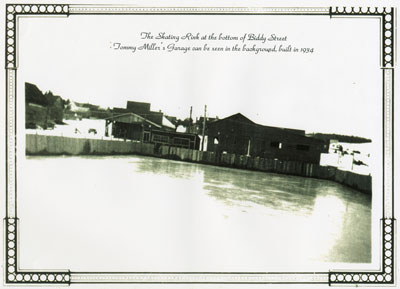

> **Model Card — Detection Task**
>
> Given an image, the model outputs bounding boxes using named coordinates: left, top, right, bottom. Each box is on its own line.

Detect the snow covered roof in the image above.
left=162, top=116, right=175, bottom=129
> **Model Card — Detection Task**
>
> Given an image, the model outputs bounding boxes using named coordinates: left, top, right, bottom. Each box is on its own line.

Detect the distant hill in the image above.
left=25, top=82, right=66, bottom=128
left=307, top=133, right=371, bottom=144
left=25, top=82, right=47, bottom=106
left=25, top=82, right=113, bottom=129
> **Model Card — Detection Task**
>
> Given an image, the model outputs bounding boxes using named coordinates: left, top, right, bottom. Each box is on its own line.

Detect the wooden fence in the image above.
left=157, top=145, right=372, bottom=194
left=26, top=134, right=372, bottom=194
left=26, top=134, right=154, bottom=156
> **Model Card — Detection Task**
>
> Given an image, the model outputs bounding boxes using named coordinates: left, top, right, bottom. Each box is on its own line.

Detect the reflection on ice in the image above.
left=19, top=155, right=371, bottom=271
left=309, top=195, right=346, bottom=261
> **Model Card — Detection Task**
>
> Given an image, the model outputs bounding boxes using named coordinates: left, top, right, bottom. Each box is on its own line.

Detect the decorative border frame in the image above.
left=3, top=4, right=396, bottom=286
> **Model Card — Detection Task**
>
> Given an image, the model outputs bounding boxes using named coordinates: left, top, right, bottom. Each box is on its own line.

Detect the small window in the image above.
left=152, top=134, right=169, bottom=144
left=296, top=144, right=310, bottom=151
left=143, top=132, right=150, bottom=142
left=271, top=141, right=282, bottom=149
left=173, top=137, right=189, bottom=147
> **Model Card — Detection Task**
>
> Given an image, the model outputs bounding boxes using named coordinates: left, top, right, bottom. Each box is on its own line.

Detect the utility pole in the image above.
left=201, top=105, right=207, bottom=151
left=247, top=138, right=251, bottom=156
left=189, top=106, right=192, bottom=133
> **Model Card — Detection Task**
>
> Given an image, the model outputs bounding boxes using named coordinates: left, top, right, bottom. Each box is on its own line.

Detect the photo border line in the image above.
left=3, top=3, right=396, bottom=286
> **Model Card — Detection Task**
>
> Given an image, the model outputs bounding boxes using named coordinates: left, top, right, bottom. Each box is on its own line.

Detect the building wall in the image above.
left=150, top=130, right=200, bottom=150
left=207, top=119, right=328, bottom=164
left=112, top=107, right=129, bottom=114
left=126, top=101, right=151, bottom=114
left=141, top=111, right=164, bottom=126
left=112, top=122, right=144, bottom=141
left=125, top=101, right=164, bottom=126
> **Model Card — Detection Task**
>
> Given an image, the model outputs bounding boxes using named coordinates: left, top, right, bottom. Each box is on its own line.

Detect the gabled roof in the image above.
left=208, top=112, right=306, bottom=136
left=211, top=113, right=255, bottom=125
left=105, top=112, right=162, bottom=128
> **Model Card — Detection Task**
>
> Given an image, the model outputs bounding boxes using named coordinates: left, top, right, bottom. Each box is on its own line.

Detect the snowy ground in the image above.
left=320, top=142, right=372, bottom=175
left=26, top=119, right=112, bottom=140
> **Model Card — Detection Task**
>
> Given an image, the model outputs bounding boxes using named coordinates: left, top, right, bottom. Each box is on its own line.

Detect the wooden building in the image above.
left=105, top=112, right=161, bottom=142
left=206, top=113, right=328, bottom=164
left=151, top=130, right=200, bottom=150
left=113, top=100, right=175, bottom=129
left=105, top=112, right=199, bottom=150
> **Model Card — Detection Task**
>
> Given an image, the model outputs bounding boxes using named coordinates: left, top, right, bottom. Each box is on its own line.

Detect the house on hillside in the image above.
left=206, top=113, right=328, bottom=164
left=69, top=102, right=90, bottom=113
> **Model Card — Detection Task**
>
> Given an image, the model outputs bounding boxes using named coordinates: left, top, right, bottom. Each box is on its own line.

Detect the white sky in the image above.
left=18, top=14, right=381, bottom=140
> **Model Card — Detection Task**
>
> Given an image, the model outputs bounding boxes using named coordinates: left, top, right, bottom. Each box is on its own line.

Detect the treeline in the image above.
left=25, top=82, right=68, bottom=129
left=308, top=133, right=371, bottom=144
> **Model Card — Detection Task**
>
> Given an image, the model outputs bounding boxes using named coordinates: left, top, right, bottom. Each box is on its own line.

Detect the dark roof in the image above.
left=210, top=113, right=302, bottom=134
left=206, top=113, right=325, bottom=142
left=105, top=112, right=161, bottom=128
left=215, top=113, right=255, bottom=125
